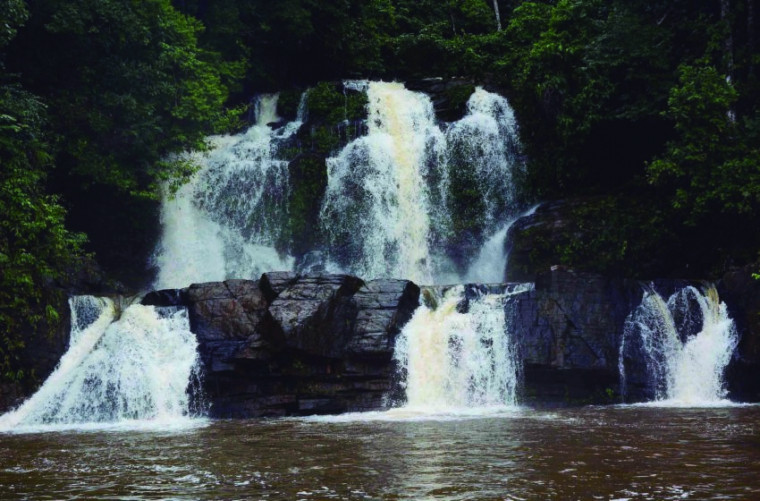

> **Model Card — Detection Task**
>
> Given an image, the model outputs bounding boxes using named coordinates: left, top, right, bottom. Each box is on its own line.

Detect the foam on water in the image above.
left=313, top=285, right=526, bottom=423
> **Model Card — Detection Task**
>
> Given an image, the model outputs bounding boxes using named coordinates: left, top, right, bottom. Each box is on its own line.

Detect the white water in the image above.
left=321, top=82, right=523, bottom=283
left=154, top=93, right=302, bottom=289
left=620, top=285, right=738, bottom=406
left=0, top=296, right=202, bottom=432
left=464, top=204, right=540, bottom=283
left=154, top=81, right=524, bottom=288
left=446, top=87, right=520, bottom=230
left=320, top=82, right=447, bottom=283
left=391, top=285, right=524, bottom=415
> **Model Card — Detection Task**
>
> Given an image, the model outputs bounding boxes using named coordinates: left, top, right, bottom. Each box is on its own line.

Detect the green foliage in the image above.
left=284, top=154, right=329, bottom=257
left=33, top=0, right=242, bottom=197
left=648, top=64, right=760, bottom=222
left=502, top=0, right=673, bottom=195
left=2, top=0, right=244, bottom=285
left=0, top=0, right=28, bottom=47
left=511, top=196, right=679, bottom=278
left=0, top=84, right=84, bottom=382
left=306, top=82, right=368, bottom=125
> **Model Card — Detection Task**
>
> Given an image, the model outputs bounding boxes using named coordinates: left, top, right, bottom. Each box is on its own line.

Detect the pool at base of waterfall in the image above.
left=1, top=405, right=759, bottom=500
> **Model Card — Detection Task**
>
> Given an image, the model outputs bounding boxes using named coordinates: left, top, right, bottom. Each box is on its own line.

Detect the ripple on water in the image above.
left=0, top=407, right=759, bottom=500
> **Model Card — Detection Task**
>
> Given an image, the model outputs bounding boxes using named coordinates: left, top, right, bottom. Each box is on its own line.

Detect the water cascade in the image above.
left=321, top=82, right=522, bottom=283
left=0, top=296, right=201, bottom=431
left=154, top=81, right=524, bottom=287
left=392, top=285, right=526, bottom=413
left=154, top=93, right=303, bottom=289
left=619, top=285, right=738, bottom=405
left=464, top=204, right=539, bottom=283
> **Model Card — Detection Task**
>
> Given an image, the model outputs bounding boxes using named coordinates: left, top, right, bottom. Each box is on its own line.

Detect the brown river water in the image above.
left=1, top=405, right=759, bottom=500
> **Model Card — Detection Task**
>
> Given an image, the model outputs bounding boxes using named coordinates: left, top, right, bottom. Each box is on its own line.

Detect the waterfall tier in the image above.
left=0, top=296, right=202, bottom=431
left=392, top=284, right=528, bottom=413
left=620, top=285, right=738, bottom=405
left=154, top=81, right=524, bottom=289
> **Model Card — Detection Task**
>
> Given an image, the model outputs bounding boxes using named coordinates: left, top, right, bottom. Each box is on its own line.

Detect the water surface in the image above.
left=1, top=406, right=759, bottom=500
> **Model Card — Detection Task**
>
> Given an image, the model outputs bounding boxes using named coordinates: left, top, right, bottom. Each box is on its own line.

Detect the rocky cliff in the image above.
left=3, top=267, right=758, bottom=417
left=142, top=272, right=420, bottom=417
left=140, top=268, right=760, bottom=416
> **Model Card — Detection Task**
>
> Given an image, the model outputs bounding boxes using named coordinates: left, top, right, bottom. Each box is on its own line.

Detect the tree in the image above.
left=0, top=3, right=84, bottom=381
left=5, top=0, right=243, bottom=285
left=648, top=64, right=760, bottom=221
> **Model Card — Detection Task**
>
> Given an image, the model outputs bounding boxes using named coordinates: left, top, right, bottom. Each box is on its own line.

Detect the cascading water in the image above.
left=391, top=285, right=527, bottom=414
left=320, top=82, right=447, bottom=283
left=154, top=81, right=525, bottom=288
left=619, top=285, right=738, bottom=405
left=0, top=296, right=202, bottom=431
left=154, top=93, right=303, bottom=289
left=321, top=82, right=523, bottom=283
left=464, top=204, right=539, bottom=283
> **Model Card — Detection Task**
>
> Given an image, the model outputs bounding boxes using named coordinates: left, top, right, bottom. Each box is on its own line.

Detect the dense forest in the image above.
left=1, top=0, right=758, bottom=382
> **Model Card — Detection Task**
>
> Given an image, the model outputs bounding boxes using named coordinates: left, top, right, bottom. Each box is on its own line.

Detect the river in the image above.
left=2, top=405, right=758, bottom=500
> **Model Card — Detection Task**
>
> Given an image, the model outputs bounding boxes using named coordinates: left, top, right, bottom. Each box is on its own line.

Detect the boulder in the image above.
left=267, top=274, right=364, bottom=357
left=347, top=279, right=421, bottom=357
left=141, top=273, right=419, bottom=417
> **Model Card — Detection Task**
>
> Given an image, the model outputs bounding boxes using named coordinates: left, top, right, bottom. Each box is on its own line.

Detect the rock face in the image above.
left=143, top=273, right=420, bottom=417
left=510, top=266, right=760, bottom=405
left=506, top=200, right=589, bottom=283
left=7, top=267, right=757, bottom=417
left=509, top=269, right=641, bottom=405
left=720, top=265, right=760, bottom=402
left=139, top=268, right=760, bottom=416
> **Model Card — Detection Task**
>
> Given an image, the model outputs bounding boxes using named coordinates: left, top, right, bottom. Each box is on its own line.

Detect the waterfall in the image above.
left=619, top=285, right=738, bottom=405
left=464, top=204, right=539, bottom=283
left=321, top=82, right=523, bottom=283
left=154, top=81, right=524, bottom=288
left=320, top=82, right=447, bottom=283
left=0, top=296, right=202, bottom=431
left=392, top=285, right=525, bottom=413
left=154, top=93, right=304, bottom=289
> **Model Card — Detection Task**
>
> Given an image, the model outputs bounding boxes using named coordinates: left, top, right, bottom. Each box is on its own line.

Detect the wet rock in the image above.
left=141, top=288, right=185, bottom=307
left=505, top=200, right=589, bottom=283
left=406, top=78, right=476, bottom=122
left=184, top=280, right=269, bottom=342
left=348, top=279, right=421, bottom=357
left=137, top=274, right=419, bottom=417
left=719, top=265, right=760, bottom=401
left=510, top=268, right=646, bottom=405
left=259, top=271, right=299, bottom=302
left=267, top=274, right=364, bottom=357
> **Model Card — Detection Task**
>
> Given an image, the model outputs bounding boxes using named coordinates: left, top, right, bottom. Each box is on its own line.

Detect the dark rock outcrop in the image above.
left=139, top=268, right=760, bottom=415
left=506, top=200, right=588, bottom=283
left=7, top=266, right=758, bottom=417
left=510, top=268, right=643, bottom=405
left=720, top=265, right=760, bottom=401
left=406, top=78, right=476, bottom=122
left=143, top=273, right=420, bottom=417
